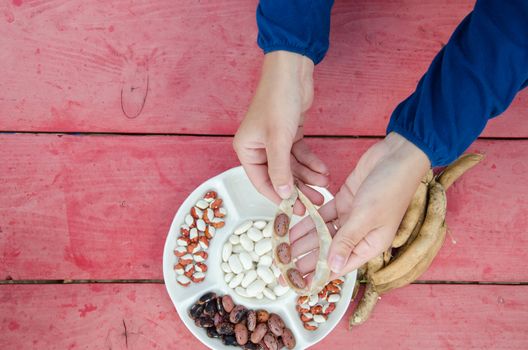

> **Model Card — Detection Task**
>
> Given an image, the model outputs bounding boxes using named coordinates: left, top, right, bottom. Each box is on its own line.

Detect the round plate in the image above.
left=163, top=166, right=357, bottom=349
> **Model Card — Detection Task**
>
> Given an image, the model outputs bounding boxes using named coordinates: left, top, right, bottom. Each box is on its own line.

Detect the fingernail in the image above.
left=330, top=255, right=345, bottom=273
left=277, top=185, right=292, bottom=199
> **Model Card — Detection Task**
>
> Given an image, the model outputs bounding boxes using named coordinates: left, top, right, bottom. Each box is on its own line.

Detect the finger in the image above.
left=289, top=199, right=337, bottom=242
left=329, top=226, right=392, bottom=279
left=295, top=248, right=318, bottom=275
left=266, top=134, right=295, bottom=199
left=291, top=223, right=338, bottom=259
left=292, top=139, right=329, bottom=175
left=297, top=182, right=325, bottom=206
left=242, top=163, right=284, bottom=206
left=291, top=160, right=329, bottom=188
left=327, top=209, right=374, bottom=274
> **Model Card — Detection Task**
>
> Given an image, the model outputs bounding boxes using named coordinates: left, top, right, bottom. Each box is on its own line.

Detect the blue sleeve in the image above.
left=387, top=0, right=528, bottom=166
left=256, top=0, right=334, bottom=65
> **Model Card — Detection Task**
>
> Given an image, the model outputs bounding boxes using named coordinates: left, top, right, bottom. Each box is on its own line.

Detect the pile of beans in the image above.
left=222, top=220, right=289, bottom=300
left=295, top=278, right=344, bottom=331
left=190, top=292, right=296, bottom=350
left=174, top=191, right=226, bottom=286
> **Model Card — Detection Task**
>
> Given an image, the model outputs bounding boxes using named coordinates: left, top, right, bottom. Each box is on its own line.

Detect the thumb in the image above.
left=328, top=212, right=372, bottom=274
left=266, top=132, right=294, bottom=199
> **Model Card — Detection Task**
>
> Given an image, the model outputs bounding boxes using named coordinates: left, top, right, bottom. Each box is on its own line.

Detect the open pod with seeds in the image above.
left=272, top=186, right=332, bottom=296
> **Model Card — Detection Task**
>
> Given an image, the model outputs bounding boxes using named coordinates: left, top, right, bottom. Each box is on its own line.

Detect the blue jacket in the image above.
left=257, top=1, right=528, bottom=166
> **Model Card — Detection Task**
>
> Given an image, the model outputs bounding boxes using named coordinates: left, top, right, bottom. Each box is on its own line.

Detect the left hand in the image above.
left=289, top=132, right=431, bottom=280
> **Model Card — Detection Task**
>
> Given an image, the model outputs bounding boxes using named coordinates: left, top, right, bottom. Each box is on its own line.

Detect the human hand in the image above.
left=233, top=51, right=329, bottom=214
left=289, top=132, right=431, bottom=280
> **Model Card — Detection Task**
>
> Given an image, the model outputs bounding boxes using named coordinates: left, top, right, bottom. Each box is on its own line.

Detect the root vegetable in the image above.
left=371, top=181, right=447, bottom=287
left=437, top=153, right=484, bottom=190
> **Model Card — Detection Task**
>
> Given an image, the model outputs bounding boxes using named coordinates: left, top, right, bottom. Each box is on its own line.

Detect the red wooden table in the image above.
left=1, top=1, right=527, bottom=349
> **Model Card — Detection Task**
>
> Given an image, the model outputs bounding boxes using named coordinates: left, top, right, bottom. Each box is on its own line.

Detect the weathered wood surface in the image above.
left=1, top=0, right=526, bottom=136
left=1, top=134, right=527, bottom=282
left=0, top=284, right=527, bottom=349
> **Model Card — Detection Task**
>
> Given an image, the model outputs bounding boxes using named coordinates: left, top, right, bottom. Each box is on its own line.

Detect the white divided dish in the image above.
left=163, top=166, right=357, bottom=350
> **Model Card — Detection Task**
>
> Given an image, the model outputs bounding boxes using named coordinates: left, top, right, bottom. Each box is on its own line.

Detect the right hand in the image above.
left=233, top=51, right=329, bottom=213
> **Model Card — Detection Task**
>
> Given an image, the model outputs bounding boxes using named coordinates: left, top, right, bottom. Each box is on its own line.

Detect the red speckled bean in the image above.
left=234, top=323, right=248, bottom=345
left=281, top=328, right=296, bottom=349
left=222, top=295, right=234, bottom=313
left=287, top=268, right=306, bottom=289
left=276, top=242, right=291, bottom=264
left=267, top=314, right=284, bottom=337
left=274, top=213, right=289, bottom=237
left=263, top=333, right=278, bottom=350
left=250, top=323, right=268, bottom=344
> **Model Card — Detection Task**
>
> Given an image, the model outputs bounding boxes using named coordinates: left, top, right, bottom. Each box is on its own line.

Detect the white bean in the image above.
left=184, top=214, right=194, bottom=226
left=196, top=219, right=206, bottom=232
left=271, top=264, right=281, bottom=278
left=256, top=292, right=264, bottom=300
left=224, top=272, right=234, bottom=283
left=232, top=244, right=244, bottom=253
left=235, top=286, right=249, bottom=298
left=241, top=270, right=258, bottom=288
left=273, top=284, right=290, bottom=297
left=239, top=252, right=253, bottom=270
left=308, top=294, right=319, bottom=306
left=262, top=222, right=273, bottom=238
left=246, top=279, right=266, bottom=297
left=247, top=227, right=263, bottom=242
left=256, top=266, right=274, bottom=284
left=228, top=273, right=244, bottom=289
left=262, top=287, right=276, bottom=300
left=222, top=242, right=232, bottom=262
left=228, top=255, right=243, bottom=274
left=253, top=220, right=267, bottom=230
left=257, top=255, right=272, bottom=267
left=239, top=234, right=254, bottom=251
left=254, top=238, right=272, bottom=256
left=221, top=262, right=232, bottom=273
left=313, top=315, right=327, bottom=323
left=229, top=235, right=240, bottom=245
left=234, top=220, right=253, bottom=235
left=250, top=251, right=260, bottom=262
left=195, top=199, right=209, bottom=210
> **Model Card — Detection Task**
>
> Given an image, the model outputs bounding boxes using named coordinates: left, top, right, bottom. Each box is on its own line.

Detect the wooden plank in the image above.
left=0, top=283, right=527, bottom=349
left=1, top=0, right=526, bottom=136
left=1, top=134, right=527, bottom=281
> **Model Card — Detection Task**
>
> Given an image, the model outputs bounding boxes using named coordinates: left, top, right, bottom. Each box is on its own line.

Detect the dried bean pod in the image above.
left=349, top=282, right=379, bottom=327
left=437, top=153, right=484, bottom=190
left=272, top=187, right=331, bottom=295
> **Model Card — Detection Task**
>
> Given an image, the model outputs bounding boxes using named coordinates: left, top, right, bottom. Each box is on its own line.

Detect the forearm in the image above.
left=388, top=0, right=528, bottom=166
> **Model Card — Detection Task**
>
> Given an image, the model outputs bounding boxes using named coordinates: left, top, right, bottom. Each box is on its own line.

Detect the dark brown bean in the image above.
left=189, top=303, right=204, bottom=319
left=222, top=335, right=238, bottom=346
left=216, top=296, right=225, bottom=316
left=267, top=314, right=284, bottom=337
left=263, top=333, right=278, bottom=350
left=230, top=305, right=247, bottom=324
left=206, top=327, right=220, bottom=338
left=276, top=242, right=292, bottom=264
left=281, top=328, right=296, bottom=349
left=197, top=317, right=215, bottom=328
left=243, top=342, right=262, bottom=350
left=246, top=310, right=257, bottom=331
left=274, top=213, right=290, bottom=237
left=217, top=322, right=235, bottom=335
left=287, top=268, right=306, bottom=289
left=256, top=309, right=270, bottom=323
left=235, top=323, right=249, bottom=345
left=203, top=299, right=217, bottom=317
left=250, top=323, right=268, bottom=344
left=222, top=294, right=235, bottom=313
left=213, top=313, right=223, bottom=327
left=277, top=337, right=284, bottom=350
left=199, top=292, right=216, bottom=305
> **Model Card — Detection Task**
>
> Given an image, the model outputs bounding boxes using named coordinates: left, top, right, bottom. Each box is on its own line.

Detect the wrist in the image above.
left=384, top=132, right=431, bottom=175
left=262, top=51, right=314, bottom=84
